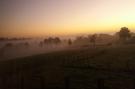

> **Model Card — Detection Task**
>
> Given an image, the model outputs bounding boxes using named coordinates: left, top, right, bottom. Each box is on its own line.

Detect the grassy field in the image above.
left=0, top=45, right=135, bottom=89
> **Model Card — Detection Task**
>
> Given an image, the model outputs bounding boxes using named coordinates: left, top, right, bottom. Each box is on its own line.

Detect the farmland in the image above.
left=0, top=45, right=135, bottom=89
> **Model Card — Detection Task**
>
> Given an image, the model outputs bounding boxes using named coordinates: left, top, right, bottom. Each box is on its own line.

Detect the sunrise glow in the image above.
left=1, top=0, right=135, bottom=37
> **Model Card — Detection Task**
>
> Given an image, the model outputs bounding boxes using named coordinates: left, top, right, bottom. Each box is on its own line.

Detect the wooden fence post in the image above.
left=40, top=76, right=46, bottom=89
left=20, top=71, right=24, bottom=89
left=2, top=75, right=7, bottom=89
left=65, top=76, right=70, bottom=89
left=97, top=78, right=104, bottom=89
left=126, top=59, right=130, bottom=71
left=133, top=79, right=135, bottom=89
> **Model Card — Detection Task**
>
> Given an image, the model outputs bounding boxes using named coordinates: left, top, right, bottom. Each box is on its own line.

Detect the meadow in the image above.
left=0, top=44, right=135, bottom=89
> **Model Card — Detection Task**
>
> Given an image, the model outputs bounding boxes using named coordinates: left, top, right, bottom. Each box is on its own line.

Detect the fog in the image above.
left=0, top=34, right=119, bottom=61
left=0, top=38, right=69, bottom=61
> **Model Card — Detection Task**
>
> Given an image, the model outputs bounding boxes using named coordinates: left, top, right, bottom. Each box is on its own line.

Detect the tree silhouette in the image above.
left=54, top=37, right=61, bottom=44
left=119, top=27, right=131, bottom=43
left=43, top=37, right=61, bottom=45
left=89, top=34, right=97, bottom=47
left=68, top=39, right=72, bottom=46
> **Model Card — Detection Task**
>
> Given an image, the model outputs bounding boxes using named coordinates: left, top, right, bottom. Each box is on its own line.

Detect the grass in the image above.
left=0, top=45, right=135, bottom=89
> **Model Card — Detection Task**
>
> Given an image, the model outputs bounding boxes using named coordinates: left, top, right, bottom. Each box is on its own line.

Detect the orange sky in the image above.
left=1, top=0, right=135, bottom=37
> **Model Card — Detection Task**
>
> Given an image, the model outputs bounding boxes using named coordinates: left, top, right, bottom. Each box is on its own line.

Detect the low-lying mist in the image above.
left=0, top=38, right=69, bottom=61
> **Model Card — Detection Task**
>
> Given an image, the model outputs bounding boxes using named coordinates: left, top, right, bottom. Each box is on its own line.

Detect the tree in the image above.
left=68, top=39, right=72, bottom=45
left=88, top=34, right=97, bottom=47
left=54, top=37, right=61, bottom=44
left=119, top=27, right=131, bottom=42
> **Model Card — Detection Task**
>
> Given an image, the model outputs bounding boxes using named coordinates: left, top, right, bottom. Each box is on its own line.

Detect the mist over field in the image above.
left=1, top=0, right=135, bottom=89
left=1, top=28, right=135, bottom=89
left=0, top=38, right=69, bottom=60
left=0, top=33, right=116, bottom=61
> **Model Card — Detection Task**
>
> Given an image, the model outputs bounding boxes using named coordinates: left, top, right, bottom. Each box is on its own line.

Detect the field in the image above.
left=0, top=45, right=135, bottom=89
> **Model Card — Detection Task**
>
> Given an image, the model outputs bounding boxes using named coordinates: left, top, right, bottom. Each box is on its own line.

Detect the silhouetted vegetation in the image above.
left=68, top=39, right=72, bottom=46
left=88, top=34, right=97, bottom=47
left=1, top=27, right=135, bottom=89
left=118, top=27, right=131, bottom=43
left=0, top=37, right=31, bottom=42
left=38, top=37, right=62, bottom=47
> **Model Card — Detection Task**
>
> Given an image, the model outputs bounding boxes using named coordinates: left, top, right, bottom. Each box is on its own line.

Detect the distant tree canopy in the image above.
left=88, top=34, right=97, bottom=47
left=74, top=36, right=89, bottom=44
left=119, top=27, right=131, bottom=41
left=68, top=39, right=72, bottom=45
left=89, top=34, right=97, bottom=43
left=43, top=37, right=61, bottom=45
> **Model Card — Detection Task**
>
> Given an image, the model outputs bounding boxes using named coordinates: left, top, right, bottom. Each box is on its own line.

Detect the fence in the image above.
left=64, top=65, right=135, bottom=89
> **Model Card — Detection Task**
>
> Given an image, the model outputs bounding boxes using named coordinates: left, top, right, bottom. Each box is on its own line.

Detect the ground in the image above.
left=0, top=45, right=135, bottom=89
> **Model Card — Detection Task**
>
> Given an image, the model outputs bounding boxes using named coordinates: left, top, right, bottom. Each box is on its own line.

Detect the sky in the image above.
left=1, top=0, right=135, bottom=37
